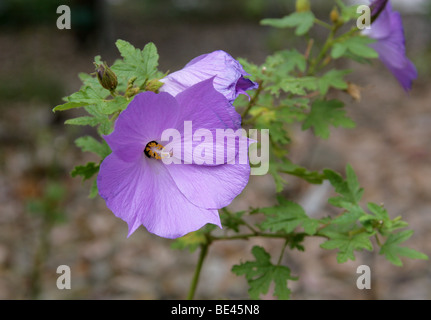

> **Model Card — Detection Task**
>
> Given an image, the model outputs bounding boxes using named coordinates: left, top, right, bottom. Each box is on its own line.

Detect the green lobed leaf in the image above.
left=331, top=36, right=378, bottom=60
left=53, top=101, right=87, bottom=112
left=324, top=165, right=365, bottom=225
left=75, top=136, right=111, bottom=159
left=261, top=11, right=315, bottom=36
left=231, top=246, right=296, bottom=300
left=268, top=162, right=288, bottom=193
left=379, top=230, right=428, bottom=266
left=220, top=209, right=247, bottom=233
left=274, top=76, right=318, bottom=96
left=259, top=196, right=319, bottom=235
left=171, top=225, right=216, bottom=253
left=278, top=159, right=325, bottom=184
left=320, top=230, right=374, bottom=263
left=112, top=40, right=159, bottom=87
left=264, top=49, right=307, bottom=75
left=89, top=179, right=99, bottom=199
left=335, top=0, right=361, bottom=23
left=324, top=164, right=364, bottom=205
left=318, top=69, right=351, bottom=95
left=302, top=99, right=356, bottom=139
left=70, top=162, right=99, bottom=181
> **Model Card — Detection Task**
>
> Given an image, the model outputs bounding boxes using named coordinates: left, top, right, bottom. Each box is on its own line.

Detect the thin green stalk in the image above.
left=314, top=18, right=332, bottom=30
left=277, top=239, right=289, bottom=265
left=374, top=234, right=382, bottom=247
left=209, top=231, right=327, bottom=242
left=187, top=242, right=209, bottom=300
left=307, top=26, right=337, bottom=75
left=241, top=80, right=263, bottom=119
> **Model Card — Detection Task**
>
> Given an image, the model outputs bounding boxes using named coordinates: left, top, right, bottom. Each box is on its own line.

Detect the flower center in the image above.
left=144, top=141, right=170, bottom=160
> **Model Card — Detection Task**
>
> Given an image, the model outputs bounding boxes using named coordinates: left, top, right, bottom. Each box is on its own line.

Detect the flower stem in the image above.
left=277, top=239, right=289, bottom=265
left=241, top=80, right=263, bottom=119
left=314, top=18, right=332, bottom=30
left=187, top=242, right=209, bottom=300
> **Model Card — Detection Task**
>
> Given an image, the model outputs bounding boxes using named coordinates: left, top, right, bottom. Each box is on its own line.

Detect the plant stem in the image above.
left=241, top=80, right=263, bottom=119
left=277, top=239, right=289, bottom=265
left=314, top=18, right=332, bottom=30
left=374, top=234, right=382, bottom=247
left=307, top=26, right=337, bottom=75
left=187, top=242, right=209, bottom=300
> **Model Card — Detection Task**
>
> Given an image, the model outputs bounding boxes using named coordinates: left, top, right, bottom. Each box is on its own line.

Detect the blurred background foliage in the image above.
left=0, top=0, right=430, bottom=299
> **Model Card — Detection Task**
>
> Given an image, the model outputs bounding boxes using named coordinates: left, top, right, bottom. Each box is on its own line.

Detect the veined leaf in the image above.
left=112, top=40, right=159, bottom=87
left=331, top=36, right=378, bottom=60
left=75, top=136, right=111, bottom=159
left=302, top=99, right=355, bottom=139
left=379, top=230, right=428, bottom=266
left=320, top=230, right=374, bottom=263
left=261, top=11, right=315, bottom=36
left=70, top=162, right=99, bottom=181
left=232, top=246, right=297, bottom=300
left=259, top=197, right=319, bottom=235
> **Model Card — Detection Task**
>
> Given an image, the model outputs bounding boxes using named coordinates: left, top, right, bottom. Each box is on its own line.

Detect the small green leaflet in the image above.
left=259, top=196, right=319, bottom=235
left=220, top=209, right=247, bottom=233
left=170, top=225, right=216, bottom=253
left=302, top=99, right=355, bottom=139
left=335, top=0, right=361, bottom=23
left=232, top=246, right=297, bottom=300
left=320, top=230, right=374, bottom=263
left=170, top=232, right=207, bottom=253
left=324, top=164, right=364, bottom=205
left=261, top=11, right=315, bottom=36
left=112, top=40, right=159, bottom=87
left=331, top=36, right=378, bottom=60
left=278, top=159, right=325, bottom=185
left=323, top=164, right=365, bottom=225
left=318, top=69, right=351, bottom=95
left=53, top=71, right=110, bottom=112
left=264, top=49, right=307, bottom=75
left=75, top=136, right=111, bottom=159
left=379, top=230, right=428, bottom=266
left=70, top=162, right=99, bottom=181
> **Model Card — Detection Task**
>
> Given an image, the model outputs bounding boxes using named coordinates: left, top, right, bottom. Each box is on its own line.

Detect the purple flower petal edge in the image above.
left=159, top=50, right=259, bottom=101
left=364, top=0, right=417, bottom=92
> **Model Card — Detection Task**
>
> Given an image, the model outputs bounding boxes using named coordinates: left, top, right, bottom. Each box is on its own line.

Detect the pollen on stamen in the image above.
left=144, top=140, right=171, bottom=160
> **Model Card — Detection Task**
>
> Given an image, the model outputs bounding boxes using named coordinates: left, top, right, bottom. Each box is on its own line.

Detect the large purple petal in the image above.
left=97, top=152, right=221, bottom=238
left=160, top=78, right=248, bottom=165
left=365, top=0, right=417, bottom=92
left=103, top=91, right=180, bottom=162
left=159, top=50, right=259, bottom=102
left=175, top=78, right=242, bottom=131
left=370, top=0, right=388, bottom=22
left=165, top=150, right=251, bottom=210
left=370, top=39, right=417, bottom=92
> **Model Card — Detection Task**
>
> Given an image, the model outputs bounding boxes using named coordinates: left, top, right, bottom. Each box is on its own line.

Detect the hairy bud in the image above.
left=95, top=62, right=118, bottom=92
left=295, top=0, right=310, bottom=12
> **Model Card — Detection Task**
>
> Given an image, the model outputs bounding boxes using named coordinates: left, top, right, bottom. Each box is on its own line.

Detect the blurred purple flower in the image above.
left=97, top=79, right=252, bottom=239
left=370, top=0, right=388, bottom=22
left=364, top=0, right=417, bottom=92
left=159, top=50, right=259, bottom=102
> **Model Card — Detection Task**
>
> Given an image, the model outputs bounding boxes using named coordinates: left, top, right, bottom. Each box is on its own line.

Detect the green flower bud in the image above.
left=95, top=62, right=118, bottom=92
left=145, top=79, right=164, bottom=93
left=296, top=0, right=310, bottom=12
left=330, top=6, right=340, bottom=25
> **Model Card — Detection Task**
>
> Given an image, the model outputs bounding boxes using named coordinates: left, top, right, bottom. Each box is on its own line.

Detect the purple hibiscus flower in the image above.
left=363, top=0, right=417, bottom=92
left=97, top=79, right=252, bottom=239
left=159, top=50, right=259, bottom=102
